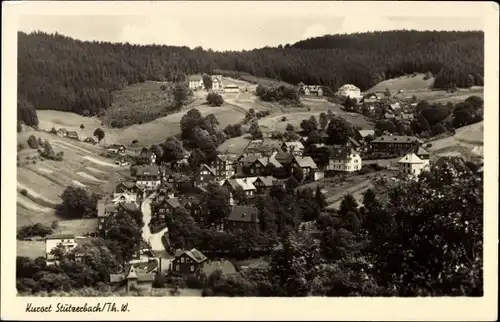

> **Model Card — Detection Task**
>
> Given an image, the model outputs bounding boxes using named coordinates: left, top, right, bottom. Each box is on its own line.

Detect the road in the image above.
left=141, top=193, right=173, bottom=272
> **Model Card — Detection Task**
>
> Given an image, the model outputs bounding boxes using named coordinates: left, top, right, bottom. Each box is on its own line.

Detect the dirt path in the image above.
left=76, top=171, right=107, bottom=183
left=53, top=140, right=94, bottom=154
left=85, top=166, right=107, bottom=174
left=17, top=195, right=54, bottom=213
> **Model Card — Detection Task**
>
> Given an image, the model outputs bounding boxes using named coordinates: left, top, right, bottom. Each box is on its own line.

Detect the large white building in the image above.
left=398, top=152, right=430, bottom=177
left=326, top=147, right=362, bottom=172
left=45, top=234, right=78, bottom=265
left=188, top=75, right=204, bottom=90
left=337, top=84, right=362, bottom=100
left=224, top=84, right=240, bottom=93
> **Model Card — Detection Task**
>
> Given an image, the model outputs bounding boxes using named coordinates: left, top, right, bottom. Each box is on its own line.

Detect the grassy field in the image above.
left=16, top=130, right=129, bottom=228
left=426, top=121, right=484, bottom=162
left=103, top=81, right=174, bottom=127
left=216, top=136, right=252, bottom=155
left=367, top=73, right=484, bottom=104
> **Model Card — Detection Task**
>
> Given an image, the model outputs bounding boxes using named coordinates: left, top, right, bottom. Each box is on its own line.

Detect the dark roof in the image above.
left=165, top=198, right=181, bottom=209
left=117, top=181, right=143, bottom=191
left=136, top=165, right=160, bottom=176
left=348, top=137, right=361, bottom=147
left=253, top=176, right=275, bottom=187
left=120, top=202, right=139, bottom=213
left=139, top=150, right=156, bottom=158
left=227, top=205, right=259, bottom=223
left=66, top=131, right=79, bottom=137
left=108, top=144, right=125, bottom=149
left=274, top=152, right=294, bottom=164
left=414, top=146, right=430, bottom=156
left=371, top=135, right=422, bottom=144
left=239, top=155, right=260, bottom=166
left=197, top=164, right=216, bottom=176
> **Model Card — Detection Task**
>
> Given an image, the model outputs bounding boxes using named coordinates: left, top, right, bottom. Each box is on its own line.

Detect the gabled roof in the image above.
left=282, top=141, right=305, bottom=150
left=371, top=135, right=422, bottom=144
left=136, top=165, right=160, bottom=176
left=330, top=147, right=359, bottom=160
left=274, top=152, right=294, bottom=165
left=116, top=181, right=144, bottom=191
left=293, top=156, right=318, bottom=169
left=239, top=155, right=260, bottom=166
left=235, top=178, right=256, bottom=191
left=221, top=178, right=241, bottom=191
left=246, top=176, right=275, bottom=187
left=227, top=205, right=259, bottom=223
left=398, top=153, right=424, bottom=164
left=189, top=75, right=203, bottom=81
left=197, top=164, right=216, bottom=176
left=165, top=198, right=181, bottom=209
left=175, top=248, right=207, bottom=263
left=67, top=131, right=79, bottom=137
left=126, top=265, right=138, bottom=279
left=414, top=146, right=430, bottom=156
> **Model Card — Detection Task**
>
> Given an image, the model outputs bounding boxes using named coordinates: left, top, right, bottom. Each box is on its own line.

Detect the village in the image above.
left=32, top=72, right=484, bottom=295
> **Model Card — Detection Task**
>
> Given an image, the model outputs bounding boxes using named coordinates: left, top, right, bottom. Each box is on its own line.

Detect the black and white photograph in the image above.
left=2, top=1, right=498, bottom=321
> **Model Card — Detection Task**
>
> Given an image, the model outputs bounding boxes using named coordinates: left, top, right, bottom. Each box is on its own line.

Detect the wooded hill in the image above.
left=18, top=30, right=483, bottom=125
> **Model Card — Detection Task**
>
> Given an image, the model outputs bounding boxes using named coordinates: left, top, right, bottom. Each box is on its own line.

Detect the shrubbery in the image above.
left=17, top=223, right=53, bottom=240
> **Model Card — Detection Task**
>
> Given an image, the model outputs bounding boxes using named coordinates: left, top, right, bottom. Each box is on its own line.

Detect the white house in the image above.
left=398, top=152, right=430, bottom=178
left=211, top=75, right=224, bottom=92
left=337, top=84, right=362, bottom=100
left=224, top=84, right=240, bottom=93
left=188, top=75, right=204, bottom=90
left=45, top=234, right=78, bottom=265
left=326, top=147, right=362, bottom=172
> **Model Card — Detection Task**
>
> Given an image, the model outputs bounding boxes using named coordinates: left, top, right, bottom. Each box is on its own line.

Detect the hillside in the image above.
left=367, top=73, right=435, bottom=93
left=16, top=130, right=130, bottom=227
left=18, top=30, right=484, bottom=126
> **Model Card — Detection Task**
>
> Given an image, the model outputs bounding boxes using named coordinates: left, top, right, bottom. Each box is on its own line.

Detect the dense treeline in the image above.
left=18, top=30, right=483, bottom=123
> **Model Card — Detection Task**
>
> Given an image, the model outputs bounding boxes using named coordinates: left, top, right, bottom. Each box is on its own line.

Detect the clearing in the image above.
left=366, top=73, right=484, bottom=104
left=426, top=121, right=484, bottom=162
left=16, top=130, right=129, bottom=228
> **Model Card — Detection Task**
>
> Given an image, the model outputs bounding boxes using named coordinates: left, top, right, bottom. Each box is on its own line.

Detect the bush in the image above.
left=185, top=276, right=204, bottom=289
left=426, top=143, right=432, bottom=148
left=206, top=93, right=224, bottom=107
left=152, top=274, right=166, bottom=288
left=18, top=143, right=26, bottom=152
left=32, top=160, right=37, bottom=164
left=20, top=189, right=28, bottom=196
left=17, top=223, right=53, bottom=240
left=281, top=116, right=287, bottom=122
left=132, top=139, right=139, bottom=144
left=358, top=167, right=374, bottom=175
left=80, top=124, right=85, bottom=129
left=51, top=221, right=59, bottom=229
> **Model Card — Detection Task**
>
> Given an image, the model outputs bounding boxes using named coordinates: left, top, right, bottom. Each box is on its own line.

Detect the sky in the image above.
left=16, top=2, right=484, bottom=51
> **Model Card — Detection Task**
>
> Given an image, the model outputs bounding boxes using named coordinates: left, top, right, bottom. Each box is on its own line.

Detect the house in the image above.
left=384, top=112, right=396, bottom=119
left=224, top=84, right=239, bottom=93
left=211, top=154, right=237, bottom=179
left=337, top=84, right=362, bottom=100
left=97, top=200, right=119, bottom=235
left=326, top=147, right=362, bottom=172
left=135, top=165, right=161, bottom=191
left=388, top=102, right=401, bottom=111
left=111, top=193, right=137, bottom=205
left=45, top=234, right=78, bottom=265
left=246, top=157, right=270, bottom=177
left=56, top=128, right=68, bottom=137
left=137, top=149, right=157, bottom=165
left=163, top=172, right=189, bottom=192
left=114, top=181, right=145, bottom=203
left=398, top=153, right=429, bottom=177
left=83, top=137, right=97, bottom=145
left=412, top=146, right=430, bottom=161
left=66, top=131, right=80, bottom=141
left=290, top=156, right=318, bottom=181
left=235, top=178, right=257, bottom=197
left=109, top=265, right=155, bottom=293
left=281, top=141, right=305, bottom=156
left=211, top=75, right=224, bottom=92
left=188, top=75, right=204, bottom=90
left=357, top=129, right=375, bottom=139
left=371, top=135, right=423, bottom=156
left=361, top=92, right=383, bottom=105
left=182, top=196, right=205, bottom=226
left=151, top=197, right=182, bottom=221
left=108, top=144, right=126, bottom=155
left=246, top=176, right=276, bottom=195
left=401, top=112, right=415, bottom=121
left=193, top=164, right=216, bottom=188
left=170, top=248, right=207, bottom=276
left=225, top=205, right=260, bottom=232
left=300, top=84, right=323, bottom=96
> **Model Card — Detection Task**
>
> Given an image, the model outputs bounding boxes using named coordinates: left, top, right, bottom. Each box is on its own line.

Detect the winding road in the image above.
left=141, top=193, right=173, bottom=272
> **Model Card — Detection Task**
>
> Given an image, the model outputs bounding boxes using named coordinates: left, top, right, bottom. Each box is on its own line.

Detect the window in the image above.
left=181, top=257, right=184, bottom=263
left=175, top=264, right=179, bottom=271
left=190, top=265, right=195, bottom=272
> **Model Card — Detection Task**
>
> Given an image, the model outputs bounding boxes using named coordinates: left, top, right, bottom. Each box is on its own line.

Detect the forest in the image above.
left=18, top=30, right=483, bottom=126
